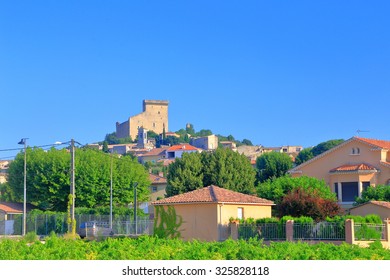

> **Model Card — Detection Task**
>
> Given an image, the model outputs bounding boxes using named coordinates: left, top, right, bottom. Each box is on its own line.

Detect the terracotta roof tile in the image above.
left=0, top=202, right=34, bottom=213
left=141, top=148, right=167, bottom=157
left=355, top=137, right=390, bottom=149
left=167, top=144, right=198, bottom=151
left=330, top=163, right=377, bottom=173
left=370, top=201, right=390, bottom=209
left=153, top=185, right=274, bottom=205
left=149, top=173, right=167, bottom=184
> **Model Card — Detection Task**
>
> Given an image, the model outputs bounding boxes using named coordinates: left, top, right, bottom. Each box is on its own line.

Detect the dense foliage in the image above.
left=256, top=152, right=293, bottom=182
left=0, top=234, right=389, bottom=260
left=6, top=147, right=151, bottom=211
left=257, top=175, right=336, bottom=205
left=355, top=185, right=390, bottom=205
left=277, top=187, right=340, bottom=221
left=295, top=139, right=344, bottom=165
left=166, top=148, right=256, bottom=197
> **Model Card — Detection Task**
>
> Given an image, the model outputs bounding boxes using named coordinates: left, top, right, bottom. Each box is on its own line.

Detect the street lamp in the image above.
left=18, top=138, right=28, bottom=236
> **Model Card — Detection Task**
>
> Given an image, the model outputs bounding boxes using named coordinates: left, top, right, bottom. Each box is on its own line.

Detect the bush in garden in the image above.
left=278, top=187, right=340, bottom=222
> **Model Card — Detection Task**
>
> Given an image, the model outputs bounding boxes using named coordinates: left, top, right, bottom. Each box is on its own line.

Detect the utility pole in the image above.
left=69, top=139, right=76, bottom=234
left=18, top=138, right=28, bottom=236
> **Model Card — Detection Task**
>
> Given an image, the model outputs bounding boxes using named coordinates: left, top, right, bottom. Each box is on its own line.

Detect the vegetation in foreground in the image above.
left=0, top=234, right=389, bottom=260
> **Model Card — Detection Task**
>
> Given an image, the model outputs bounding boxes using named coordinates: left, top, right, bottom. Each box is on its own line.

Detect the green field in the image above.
left=0, top=234, right=389, bottom=260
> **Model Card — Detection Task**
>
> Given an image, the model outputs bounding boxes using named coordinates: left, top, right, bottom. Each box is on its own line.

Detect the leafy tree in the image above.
left=241, top=139, right=253, bottom=146
left=185, top=123, right=195, bottom=136
left=166, top=152, right=204, bottom=197
left=102, top=141, right=109, bottom=153
left=256, top=152, right=293, bottom=182
left=278, top=187, right=340, bottom=221
left=202, top=148, right=256, bottom=194
left=7, top=147, right=150, bottom=212
left=311, top=139, right=344, bottom=156
left=104, top=132, right=133, bottom=144
left=196, top=129, right=213, bottom=137
left=0, top=183, right=15, bottom=201
left=354, top=185, right=390, bottom=205
left=166, top=148, right=256, bottom=197
left=257, top=175, right=337, bottom=205
left=294, top=147, right=314, bottom=165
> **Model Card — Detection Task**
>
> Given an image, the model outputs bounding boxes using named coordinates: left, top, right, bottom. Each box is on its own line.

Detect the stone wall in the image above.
left=116, top=100, right=169, bottom=140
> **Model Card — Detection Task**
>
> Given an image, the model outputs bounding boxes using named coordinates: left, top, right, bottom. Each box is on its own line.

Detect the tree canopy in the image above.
left=256, top=152, right=293, bottom=182
left=166, top=148, right=256, bottom=197
left=6, top=147, right=151, bottom=212
left=256, top=175, right=337, bottom=204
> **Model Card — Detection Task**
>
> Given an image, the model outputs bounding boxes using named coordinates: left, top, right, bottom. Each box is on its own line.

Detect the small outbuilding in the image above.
left=152, top=185, right=274, bottom=241
left=349, top=201, right=390, bottom=221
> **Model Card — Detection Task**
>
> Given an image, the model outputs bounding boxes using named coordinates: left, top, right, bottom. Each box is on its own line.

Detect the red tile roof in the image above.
left=141, top=148, right=167, bottom=157
left=0, top=202, right=34, bottom=213
left=149, top=173, right=167, bottom=184
left=153, top=185, right=274, bottom=205
left=167, top=144, right=198, bottom=151
left=355, top=137, right=390, bottom=149
left=370, top=201, right=390, bottom=209
left=330, top=163, right=378, bottom=173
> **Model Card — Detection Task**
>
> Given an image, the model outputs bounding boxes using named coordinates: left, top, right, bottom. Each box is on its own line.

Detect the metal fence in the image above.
left=293, top=222, right=345, bottom=240
left=238, top=223, right=286, bottom=240
left=354, top=223, right=386, bottom=241
left=0, top=214, right=153, bottom=237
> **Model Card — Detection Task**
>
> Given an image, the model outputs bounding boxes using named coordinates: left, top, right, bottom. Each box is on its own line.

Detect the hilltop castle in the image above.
left=116, top=100, right=169, bottom=140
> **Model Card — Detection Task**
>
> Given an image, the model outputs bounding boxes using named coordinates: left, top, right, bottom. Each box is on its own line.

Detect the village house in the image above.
left=165, top=144, right=201, bottom=159
left=147, top=173, right=168, bottom=218
left=289, top=137, right=390, bottom=209
left=153, top=185, right=274, bottom=241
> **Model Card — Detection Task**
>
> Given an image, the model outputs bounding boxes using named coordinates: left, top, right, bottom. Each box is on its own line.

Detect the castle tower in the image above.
left=116, top=99, right=169, bottom=140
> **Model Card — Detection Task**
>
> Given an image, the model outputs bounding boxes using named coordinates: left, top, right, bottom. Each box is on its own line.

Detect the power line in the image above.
left=0, top=142, right=68, bottom=153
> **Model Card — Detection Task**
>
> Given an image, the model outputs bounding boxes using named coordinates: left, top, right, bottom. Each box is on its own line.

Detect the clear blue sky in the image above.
left=1, top=1, right=389, bottom=159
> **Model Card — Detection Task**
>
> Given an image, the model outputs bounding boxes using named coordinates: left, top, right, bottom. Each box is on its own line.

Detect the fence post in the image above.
left=384, top=219, right=390, bottom=243
left=345, top=219, right=354, bottom=244
left=286, top=220, right=294, bottom=241
left=230, top=222, right=239, bottom=240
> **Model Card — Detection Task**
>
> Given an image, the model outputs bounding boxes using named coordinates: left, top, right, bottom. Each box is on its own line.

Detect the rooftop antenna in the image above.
left=356, top=129, right=370, bottom=136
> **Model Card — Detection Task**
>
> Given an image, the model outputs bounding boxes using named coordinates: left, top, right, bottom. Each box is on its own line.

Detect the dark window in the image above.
left=362, top=181, right=370, bottom=192
left=152, top=186, right=158, bottom=193
left=341, top=182, right=359, bottom=202
left=334, top=183, right=339, bottom=198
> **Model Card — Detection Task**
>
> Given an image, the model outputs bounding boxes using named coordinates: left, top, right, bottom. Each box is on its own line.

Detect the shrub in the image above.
left=278, top=187, right=340, bottom=221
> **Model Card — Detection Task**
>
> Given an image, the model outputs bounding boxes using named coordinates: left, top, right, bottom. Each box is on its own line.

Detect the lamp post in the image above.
left=18, top=138, right=28, bottom=236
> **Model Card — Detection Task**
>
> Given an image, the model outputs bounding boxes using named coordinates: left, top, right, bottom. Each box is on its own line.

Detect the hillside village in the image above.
left=1, top=99, right=390, bottom=247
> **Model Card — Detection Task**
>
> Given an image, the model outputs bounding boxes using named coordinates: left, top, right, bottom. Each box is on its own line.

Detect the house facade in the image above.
left=165, top=144, right=200, bottom=159
left=190, top=135, right=219, bottom=151
left=289, top=137, right=390, bottom=208
left=349, top=201, right=390, bottom=221
left=153, top=185, right=274, bottom=241
left=138, top=148, right=167, bottom=164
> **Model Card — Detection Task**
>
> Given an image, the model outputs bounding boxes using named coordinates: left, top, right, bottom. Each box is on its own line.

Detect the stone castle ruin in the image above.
left=116, top=100, right=169, bottom=141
